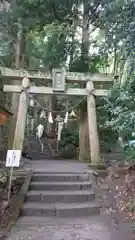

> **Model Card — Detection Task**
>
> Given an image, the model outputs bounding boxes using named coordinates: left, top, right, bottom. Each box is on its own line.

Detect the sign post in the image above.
left=6, top=150, right=21, bottom=203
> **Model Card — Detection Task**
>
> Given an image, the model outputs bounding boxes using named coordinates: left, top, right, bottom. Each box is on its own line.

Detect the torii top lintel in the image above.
left=0, top=67, right=112, bottom=83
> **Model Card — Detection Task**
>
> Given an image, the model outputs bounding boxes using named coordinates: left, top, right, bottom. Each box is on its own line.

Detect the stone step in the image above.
left=30, top=151, right=53, bottom=154
left=32, top=155, right=53, bottom=159
left=32, top=173, right=89, bottom=182
left=31, top=151, right=52, bottom=155
left=27, top=135, right=54, bottom=160
left=30, top=153, right=53, bottom=157
left=22, top=202, right=100, bottom=217
left=102, top=153, right=124, bottom=160
left=30, top=181, right=92, bottom=191
left=15, top=216, right=99, bottom=226
left=26, top=190, right=95, bottom=203
left=31, top=156, right=54, bottom=160
left=34, top=171, right=90, bottom=174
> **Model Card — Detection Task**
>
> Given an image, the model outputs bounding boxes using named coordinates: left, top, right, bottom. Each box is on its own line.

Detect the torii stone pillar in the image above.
left=86, top=81, right=100, bottom=165
left=13, top=77, right=30, bottom=152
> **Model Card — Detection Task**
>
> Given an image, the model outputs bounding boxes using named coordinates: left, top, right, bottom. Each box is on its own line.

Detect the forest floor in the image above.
left=95, top=170, right=135, bottom=239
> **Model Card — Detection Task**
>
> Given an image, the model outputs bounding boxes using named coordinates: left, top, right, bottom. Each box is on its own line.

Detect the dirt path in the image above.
left=94, top=175, right=134, bottom=240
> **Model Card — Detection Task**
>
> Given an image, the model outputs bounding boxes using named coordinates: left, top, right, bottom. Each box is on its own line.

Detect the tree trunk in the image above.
left=79, top=2, right=90, bottom=161
left=8, top=21, right=26, bottom=148
left=69, top=28, right=76, bottom=71
left=80, top=2, right=90, bottom=72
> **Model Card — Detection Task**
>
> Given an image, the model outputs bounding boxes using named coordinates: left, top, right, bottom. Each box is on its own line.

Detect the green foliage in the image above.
left=102, top=70, right=135, bottom=161
left=58, top=128, right=79, bottom=158
left=0, top=170, right=8, bottom=188
left=103, top=74, right=135, bottom=134
left=59, top=144, right=76, bottom=159
left=103, top=0, right=135, bottom=73
left=99, top=127, right=119, bottom=152
left=126, top=200, right=135, bottom=213
left=60, top=128, right=79, bottom=148
left=131, top=224, right=135, bottom=233
left=124, top=144, right=135, bottom=164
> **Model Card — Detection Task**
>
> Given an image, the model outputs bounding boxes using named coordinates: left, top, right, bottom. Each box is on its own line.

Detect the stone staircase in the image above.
left=21, top=171, right=100, bottom=217
left=27, top=135, right=54, bottom=160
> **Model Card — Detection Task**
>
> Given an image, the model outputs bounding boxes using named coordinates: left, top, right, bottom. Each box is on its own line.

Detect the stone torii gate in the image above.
left=0, top=67, right=112, bottom=165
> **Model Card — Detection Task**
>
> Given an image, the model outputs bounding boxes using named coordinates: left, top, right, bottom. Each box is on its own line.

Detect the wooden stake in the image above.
left=8, top=167, right=13, bottom=203
left=86, top=81, right=100, bottom=164
left=13, top=78, right=30, bottom=151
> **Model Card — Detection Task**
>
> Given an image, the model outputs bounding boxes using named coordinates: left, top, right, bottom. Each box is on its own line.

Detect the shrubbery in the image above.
left=58, top=128, right=79, bottom=158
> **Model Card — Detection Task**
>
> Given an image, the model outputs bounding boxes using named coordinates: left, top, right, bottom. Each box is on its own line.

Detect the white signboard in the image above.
left=57, top=122, right=63, bottom=141
left=6, top=150, right=21, bottom=167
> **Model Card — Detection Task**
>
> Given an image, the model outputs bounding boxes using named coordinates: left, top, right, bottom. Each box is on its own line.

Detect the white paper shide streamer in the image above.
left=36, top=124, right=44, bottom=152
left=70, top=110, right=76, bottom=117
left=40, top=110, right=46, bottom=119
left=29, top=99, right=35, bottom=107
left=64, top=111, right=68, bottom=123
left=55, top=114, right=61, bottom=122
left=48, top=112, right=53, bottom=123
left=36, top=124, right=44, bottom=138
